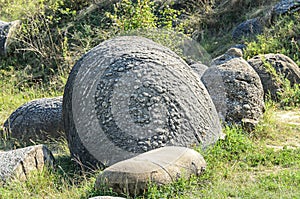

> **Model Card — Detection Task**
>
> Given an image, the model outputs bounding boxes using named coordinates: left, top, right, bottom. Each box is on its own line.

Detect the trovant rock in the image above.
left=202, top=57, right=265, bottom=130
left=3, top=97, right=64, bottom=142
left=248, top=53, right=300, bottom=100
left=0, top=145, right=54, bottom=183
left=63, top=36, right=222, bottom=168
left=95, top=146, right=206, bottom=196
left=232, top=17, right=264, bottom=40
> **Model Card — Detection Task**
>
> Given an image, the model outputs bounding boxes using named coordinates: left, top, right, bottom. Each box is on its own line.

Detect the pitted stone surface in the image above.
left=63, top=36, right=222, bottom=167
left=272, top=0, right=300, bottom=15
left=3, top=97, right=64, bottom=142
left=0, top=145, right=54, bottom=183
left=95, top=146, right=206, bottom=196
left=202, top=57, right=265, bottom=130
left=248, top=53, right=300, bottom=100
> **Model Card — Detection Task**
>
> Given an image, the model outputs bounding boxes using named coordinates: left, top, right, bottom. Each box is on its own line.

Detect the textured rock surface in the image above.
left=248, top=53, right=300, bottom=100
left=0, top=145, right=54, bottom=182
left=211, top=47, right=243, bottom=66
left=63, top=36, right=222, bottom=168
left=272, top=0, right=300, bottom=15
left=202, top=57, right=265, bottom=129
left=0, top=20, right=20, bottom=56
left=189, top=62, right=208, bottom=78
left=95, top=146, right=206, bottom=196
left=3, top=97, right=64, bottom=142
left=232, top=17, right=264, bottom=40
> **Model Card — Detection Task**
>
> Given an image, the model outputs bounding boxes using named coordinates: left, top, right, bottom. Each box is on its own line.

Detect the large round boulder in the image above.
left=95, top=146, right=206, bottom=196
left=248, top=53, right=300, bottom=100
left=63, top=36, right=222, bottom=168
left=202, top=57, right=265, bottom=129
left=3, top=97, right=64, bottom=142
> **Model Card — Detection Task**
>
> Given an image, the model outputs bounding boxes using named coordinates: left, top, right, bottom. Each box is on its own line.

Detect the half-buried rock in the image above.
left=3, top=97, right=64, bottom=142
left=248, top=53, right=300, bottom=100
left=0, top=145, right=54, bottom=183
left=63, top=36, right=222, bottom=168
left=202, top=57, right=265, bottom=130
left=95, top=146, right=206, bottom=196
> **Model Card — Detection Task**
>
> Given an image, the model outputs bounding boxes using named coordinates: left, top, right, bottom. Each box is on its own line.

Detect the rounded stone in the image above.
left=3, top=97, right=64, bottom=142
left=248, top=53, right=300, bottom=100
left=63, top=36, right=222, bottom=167
left=202, top=57, right=265, bottom=130
left=95, top=146, right=206, bottom=196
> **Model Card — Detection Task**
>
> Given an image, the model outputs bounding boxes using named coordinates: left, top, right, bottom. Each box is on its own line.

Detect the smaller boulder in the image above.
left=232, top=17, right=264, bottom=40
left=0, top=145, right=54, bottom=183
left=95, top=146, right=206, bottom=196
left=272, top=0, right=300, bottom=15
left=248, top=53, right=300, bottom=100
left=3, top=97, right=64, bottom=142
left=202, top=57, right=265, bottom=130
left=0, top=20, right=21, bottom=56
left=189, top=62, right=208, bottom=77
left=211, top=47, right=243, bottom=66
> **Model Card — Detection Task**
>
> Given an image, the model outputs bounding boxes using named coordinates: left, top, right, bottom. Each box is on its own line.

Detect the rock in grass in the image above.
left=248, top=53, right=300, bottom=100
left=63, top=36, right=222, bottom=168
left=3, top=97, right=64, bottom=142
left=95, top=146, right=206, bottom=196
left=0, top=145, right=54, bottom=183
left=232, top=17, right=264, bottom=41
left=0, top=20, right=21, bottom=56
left=202, top=57, right=265, bottom=130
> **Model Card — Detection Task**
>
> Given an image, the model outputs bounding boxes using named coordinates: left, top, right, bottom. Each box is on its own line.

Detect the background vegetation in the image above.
left=0, top=0, right=299, bottom=198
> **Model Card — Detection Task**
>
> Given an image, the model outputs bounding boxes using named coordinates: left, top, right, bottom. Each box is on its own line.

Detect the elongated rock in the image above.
left=63, top=36, right=222, bottom=168
left=3, top=97, right=64, bottom=142
left=95, top=146, right=206, bottom=196
left=0, top=145, right=54, bottom=183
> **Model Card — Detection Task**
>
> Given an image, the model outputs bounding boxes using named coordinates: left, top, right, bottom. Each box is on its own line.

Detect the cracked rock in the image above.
left=0, top=145, right=54, bottom=183
left=95, top=146, right=206, bottom=196
left=3, top=97, right=64, bottom=142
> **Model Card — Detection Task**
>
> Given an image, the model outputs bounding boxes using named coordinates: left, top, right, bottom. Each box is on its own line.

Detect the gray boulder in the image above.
left=95, top=146, right=206, bottom=196
left=0, top=20, right=20, bottom=56
left=63, top=36, right=222, bottom=168
left=189, top=62, right=208, bottom=78
left=248, top=53, right=300, bottom=100
left=3, top=97, right=64, bottom=142
left=232, top=17, right=264, bottom=40
left=272, top=0, right=300, bottom=15
left=202, top=57, right=265, bottom=130
left=211, top=47, right=243, bottom=66
left=0, top=145, right=54, bottom=183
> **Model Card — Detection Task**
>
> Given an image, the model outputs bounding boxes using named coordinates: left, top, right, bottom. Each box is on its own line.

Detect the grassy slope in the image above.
left=0, top=0, right=300, bottom=198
